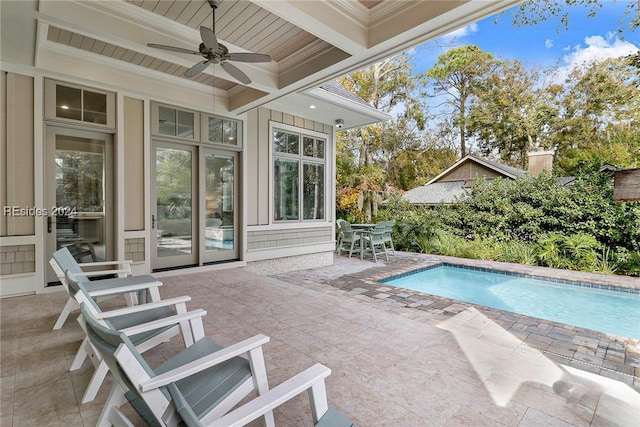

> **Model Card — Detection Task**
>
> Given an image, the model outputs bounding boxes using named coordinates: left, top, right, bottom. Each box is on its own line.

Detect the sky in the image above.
left=410, top=0, right=639, bottom=81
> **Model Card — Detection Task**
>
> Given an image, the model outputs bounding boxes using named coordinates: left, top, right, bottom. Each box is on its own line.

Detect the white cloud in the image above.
left=547, top=34, right=638, bottom=84
left=545, top=39, right=554, bottom=49
left=442, top=23, right=479, bottom=40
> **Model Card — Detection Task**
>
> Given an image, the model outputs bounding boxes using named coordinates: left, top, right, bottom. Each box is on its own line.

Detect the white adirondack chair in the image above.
left=50, top=247, right=163, bottom=330
left=67, top=272, right=207, bottom=404
left=81, top=304, right=357, bottom=427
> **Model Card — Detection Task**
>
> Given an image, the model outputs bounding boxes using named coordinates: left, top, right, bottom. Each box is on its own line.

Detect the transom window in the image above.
left=44, top=79, right=115, bottom=128
left=158, top=105, right=195, bottom=139
left=207, top=116, right=239, bottom=146
left=273, top=126, right=326, bottom=222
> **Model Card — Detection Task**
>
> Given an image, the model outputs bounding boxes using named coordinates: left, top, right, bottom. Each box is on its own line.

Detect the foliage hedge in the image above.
left=383, top=171, right=640, bottom=276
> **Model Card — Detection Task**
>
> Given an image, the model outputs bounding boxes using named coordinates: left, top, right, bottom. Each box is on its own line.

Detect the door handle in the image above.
left=47, top=216, right=52, bottom=233
left=151, top=214, right=155, bottom=229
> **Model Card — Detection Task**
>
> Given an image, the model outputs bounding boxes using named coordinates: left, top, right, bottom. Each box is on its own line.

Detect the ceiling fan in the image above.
left=147, top=0, right=271, bottom=84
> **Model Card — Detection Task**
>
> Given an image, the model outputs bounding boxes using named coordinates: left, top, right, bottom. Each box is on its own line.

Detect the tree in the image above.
left=425, top=45, right=498, bottom=157
left=506, top=0, right=638, bottom=31
left=467, top=59, right=555, bottom=167
left=336, top=54, right=426, bottom=221
left=545, top=57, right=640, bottom=174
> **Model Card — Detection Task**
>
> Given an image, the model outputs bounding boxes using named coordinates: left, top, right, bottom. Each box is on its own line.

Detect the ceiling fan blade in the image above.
left=184, top=60, right=210, bottom=77
left=200, top=26, right=219, bottom=52
left=225, top=52, right=271, bottom=63
left=220, top=61, right=251, bottom=84
left=147, top=43, right=201, bottom=56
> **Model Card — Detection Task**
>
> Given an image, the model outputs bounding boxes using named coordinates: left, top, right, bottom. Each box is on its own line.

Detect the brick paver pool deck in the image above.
left=1, top=251, right=639, bottom=426
left=274, top=252, right=640, bottom=387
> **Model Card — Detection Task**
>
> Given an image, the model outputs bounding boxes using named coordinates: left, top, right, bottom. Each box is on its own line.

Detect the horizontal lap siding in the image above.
left=247, top=227, right=333, bottom=250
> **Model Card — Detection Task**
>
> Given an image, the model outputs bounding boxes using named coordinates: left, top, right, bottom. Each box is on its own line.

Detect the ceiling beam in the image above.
left=251, top=0, right=369, bottom=54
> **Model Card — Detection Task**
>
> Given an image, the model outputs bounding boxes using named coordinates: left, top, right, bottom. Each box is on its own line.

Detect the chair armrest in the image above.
left=118, top=309, right=207, bottom=336
left=79, top=260, right=133, bottom=268
left=86, top=281, right=162, bottom=298
left=139, top=334, right=270, bottom=392
left=95, top=296, right=192, bottom=318
left=204, top=364, right=332, bottom=427
left=71, top=269, right=132, bottom=278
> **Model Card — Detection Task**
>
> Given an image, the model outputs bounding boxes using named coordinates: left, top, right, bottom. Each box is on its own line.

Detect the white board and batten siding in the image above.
left=245, top=107, right=335, bottom=266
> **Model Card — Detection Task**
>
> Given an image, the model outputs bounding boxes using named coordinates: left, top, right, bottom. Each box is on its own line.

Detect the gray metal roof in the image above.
left=403, top=181, right=470, bottom=205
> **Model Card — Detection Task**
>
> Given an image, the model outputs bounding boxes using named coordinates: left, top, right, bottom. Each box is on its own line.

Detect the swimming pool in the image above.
left=382, top=265, right=640, bottom=339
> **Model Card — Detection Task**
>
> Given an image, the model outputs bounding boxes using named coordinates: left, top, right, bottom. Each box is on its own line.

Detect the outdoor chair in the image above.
left=67, top=272, right=207, bottom=404
left=360, top=223, right=388, bottom=262
left=81, top=302, right=358, bottom=427
left=50, top=246, right=163, bottom=330
left=382, top=220, right=396, bottom=256
left=170, top=365, right=357, bottom=427
left=80, top=302, right=276, bottom=427
left=336, top=219, right=363, bottom=258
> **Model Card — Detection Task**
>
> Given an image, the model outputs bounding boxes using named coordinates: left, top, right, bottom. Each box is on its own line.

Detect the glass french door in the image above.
left=202, top=149, right=238, bottom=262
left=45, top=126, right=113, bottom=284
left=152, top=143, right=238, bottom=269
left=152, top=143, right=197, bottom=270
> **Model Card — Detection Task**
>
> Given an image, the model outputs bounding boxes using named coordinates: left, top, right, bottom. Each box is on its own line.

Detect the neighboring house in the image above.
left=403, top=152, right=552, bottom=205
left=0, top=0, right=521, bottom=297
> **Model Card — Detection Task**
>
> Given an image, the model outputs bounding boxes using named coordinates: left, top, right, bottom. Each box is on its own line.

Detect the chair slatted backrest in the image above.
left=80, top=303, right=170, bottom=421
left=384, top=220, right=395, bottom=234
left=337, top=219, right=357, bottom=240
left=52, top=247, right=89, bottom=292
left=372, top=223, right=386, bottom=238
left=67, top=272, right=102, bottom=316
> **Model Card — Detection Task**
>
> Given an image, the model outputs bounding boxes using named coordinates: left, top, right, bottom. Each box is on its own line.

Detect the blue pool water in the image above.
left=383, top=265, right=640, bottom=339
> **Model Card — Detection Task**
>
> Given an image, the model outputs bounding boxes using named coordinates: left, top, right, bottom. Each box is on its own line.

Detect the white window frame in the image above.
left=270, top=121, right=329, bottom=224
left=150, top=102, right=200, bottom=141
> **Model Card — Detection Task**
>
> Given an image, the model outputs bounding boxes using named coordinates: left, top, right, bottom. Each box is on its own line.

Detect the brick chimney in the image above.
left=527, top=150, right=554, bottom=176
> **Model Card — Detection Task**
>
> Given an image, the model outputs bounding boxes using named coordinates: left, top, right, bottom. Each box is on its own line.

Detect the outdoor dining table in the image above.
left=350, top=223, right=375, bottom=231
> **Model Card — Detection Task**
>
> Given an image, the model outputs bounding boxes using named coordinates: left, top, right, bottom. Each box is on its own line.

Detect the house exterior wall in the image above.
left=0, top=69, right=337, bottom=296
left=1, top=72, right=35, bottom=237
left=243, top=107, right=336, bottom=271
left=438, top=161, right=502, bottom=182
left=123, top=97, right=145, bottom=232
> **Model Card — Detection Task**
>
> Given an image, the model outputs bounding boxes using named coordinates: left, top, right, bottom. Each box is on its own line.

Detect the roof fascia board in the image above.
left=425, top=155, right=519, bottom=186
left=469, top=156, right=519, bottom=179
left=306, top=87, right=390, bottom=122
left=425, top=155, right=471, bottom=185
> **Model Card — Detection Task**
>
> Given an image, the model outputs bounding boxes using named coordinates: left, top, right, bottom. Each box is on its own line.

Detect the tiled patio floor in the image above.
left=1, top=252, right=639, bottom=426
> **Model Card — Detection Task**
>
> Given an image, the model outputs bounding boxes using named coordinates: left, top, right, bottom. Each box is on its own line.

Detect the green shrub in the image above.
left=495, top=240, right=537, bottom=265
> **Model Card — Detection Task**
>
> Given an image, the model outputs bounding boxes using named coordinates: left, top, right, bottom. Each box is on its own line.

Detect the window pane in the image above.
left=287, top=133, right=299, bottom=155
left=205, top=154, right=235, bottom=251
left=177, top=110, right=194, bottom=139
left=303, top=137, right=314, bottom=157
left=274, top=158, right=299, bottom=221
left=274, top=131, right=287, bottom=153
left=158, top=106, right=176, bottom=135
left=223, top=120, right=237, bottom=145
left=83, top=91, right=107, bottom=124
left=156, top=147, right=192, bottom=256
left=303, top=137, right=325, bottom=159
left=316, top=139, right=325, bottom=159
left=56, top=85, right=82, bottom=120
left=208, top=117, right=223, bottom=143
left=303, top=163, right=324, bottom=220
